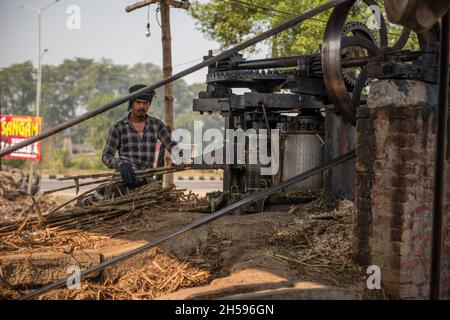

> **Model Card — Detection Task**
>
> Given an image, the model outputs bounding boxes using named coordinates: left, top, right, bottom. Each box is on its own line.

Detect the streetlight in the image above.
left=19, top=0, right=59, bottom=117
left=19, top=0, right=60, bottom=194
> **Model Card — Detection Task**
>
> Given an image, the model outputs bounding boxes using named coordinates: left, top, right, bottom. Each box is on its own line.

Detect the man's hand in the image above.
left=119, top=163, right=136, bottom=187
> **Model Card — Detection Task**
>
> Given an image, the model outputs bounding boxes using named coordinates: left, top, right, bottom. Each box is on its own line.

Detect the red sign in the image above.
left=0, top=115, right=42, bottom=161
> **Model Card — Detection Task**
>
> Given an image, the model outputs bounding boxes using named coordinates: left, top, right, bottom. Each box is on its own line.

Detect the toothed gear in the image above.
left=341, top=22, right=375, bottom=89
left=207, top=69, right=291, bottom=92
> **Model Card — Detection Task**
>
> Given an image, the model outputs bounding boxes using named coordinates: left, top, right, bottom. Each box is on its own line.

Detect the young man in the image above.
left=102, top=84, right=180, bottom=187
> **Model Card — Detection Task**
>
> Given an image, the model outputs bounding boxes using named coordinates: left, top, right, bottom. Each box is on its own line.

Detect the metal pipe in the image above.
left=19, top=149, right=356, bottom=300
left=233, top=56, right=305, bottom=69
left=0, top=0, right=348, bottom=159
left=430, top=12, right=449, bottom=301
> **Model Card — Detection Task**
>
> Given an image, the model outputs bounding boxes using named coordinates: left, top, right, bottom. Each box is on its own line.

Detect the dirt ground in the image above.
left=0, top=174, right=384, bottom=300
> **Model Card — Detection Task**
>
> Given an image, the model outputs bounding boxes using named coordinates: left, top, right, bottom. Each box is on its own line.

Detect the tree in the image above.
left=1, top=58, right=225, bottom=162
left=81, top=93, right=127, bottom=151
left=0, top=61, right=36, bottom=116
left=189, top=0, right=414, bottom=56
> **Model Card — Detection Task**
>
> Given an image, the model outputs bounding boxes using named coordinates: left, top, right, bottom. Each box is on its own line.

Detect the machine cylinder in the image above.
left=281, top=116, right=324, bottom=192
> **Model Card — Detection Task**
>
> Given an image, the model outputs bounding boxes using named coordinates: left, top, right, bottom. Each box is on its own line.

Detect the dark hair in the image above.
left=128, top=84, right=155, bottom=110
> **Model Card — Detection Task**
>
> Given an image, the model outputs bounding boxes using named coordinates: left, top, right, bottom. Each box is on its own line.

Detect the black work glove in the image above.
left=119, top=163, right=136, bottom=187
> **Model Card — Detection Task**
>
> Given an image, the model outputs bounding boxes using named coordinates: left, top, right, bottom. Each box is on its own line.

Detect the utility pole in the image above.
left=126, top=0, right=190, bottom=185
left=20, top=0, right=59, bottom=194
left=160, top=0, right=174, bottom=185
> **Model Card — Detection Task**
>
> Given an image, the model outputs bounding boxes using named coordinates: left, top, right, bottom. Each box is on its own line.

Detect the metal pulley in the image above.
left=321, top=0, right=410, bottom=126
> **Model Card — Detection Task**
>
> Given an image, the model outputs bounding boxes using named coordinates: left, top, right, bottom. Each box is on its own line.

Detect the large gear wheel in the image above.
left=321, top=0, right=411, bottom=126
left=341, top=22, right=375, bottom=89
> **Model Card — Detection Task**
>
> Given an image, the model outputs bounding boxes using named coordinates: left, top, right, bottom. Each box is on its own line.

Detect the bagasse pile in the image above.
left=0, top=179, right=210, bottom=238
left=0, top=172, right=56, bottom=223
left=0, top=195, right=370, bottom=300
left=0, top=178, right=215, bottom=300
left=1, top=248, right=213, bottom=300
left=267, top=198, right=362, bottom=288
left=1, top=171, right=373, bottom=300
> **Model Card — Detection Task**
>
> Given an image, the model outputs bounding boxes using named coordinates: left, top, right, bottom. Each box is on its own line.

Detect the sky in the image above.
left=0, top=0, right=225, bottom=84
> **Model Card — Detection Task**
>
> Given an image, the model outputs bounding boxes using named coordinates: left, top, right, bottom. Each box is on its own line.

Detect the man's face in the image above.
left=131, top=99, right=151, bottom=120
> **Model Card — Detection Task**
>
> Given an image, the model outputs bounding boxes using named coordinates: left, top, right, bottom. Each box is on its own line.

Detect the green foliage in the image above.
left=48, top=149, right=72, bottom=173
left=190, top=0, right=343, bottom=55
left=190, top=0, right=419, bottom=56
left=191, top=1, right=264, bottom=51
left=0, top=61, right=36, bottom=116
left=0, top=59, right=218, bottom=159
left=71, top=152, right=105, bottom=171
left=80, top=93, right=126, bottom=151
left=1, top=158, right=27, bottom=170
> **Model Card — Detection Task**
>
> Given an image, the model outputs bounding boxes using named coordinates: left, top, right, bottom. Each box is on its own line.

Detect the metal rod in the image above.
left=0, top=0, right=347, bottom=159
left=19, top=149, right=356, bottom=300
left=234, top=56, right=305, bottom=69
left=430, top=12, right=449, bottom=301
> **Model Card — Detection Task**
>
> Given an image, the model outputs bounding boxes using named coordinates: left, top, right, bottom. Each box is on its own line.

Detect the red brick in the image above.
left=371, top=240, right=393, bottom=253
left=372, top=227, right=389, bottom=239
left=393, top=162, right=417, bottom=176
left=399, top=149, right=422, bottom=162
left=401, top=230, right=413, bottom=242
left=385, top=134, right=417, bottom=148
left=399, top=243, right=412, bottom=256
left=398, top=284, right=420, bottom=299
left=389, top=119, right=417, bottom=134
left=373, top=214, right=392, bottom=226
left=413, top=243, right=426, bottom=256
left=356, top=98, right=450, bottom=299
left=400, top=256, right=420, bottom=269
left=386, top=254, right=401, bottom=269
left=391, top=175, right=418, bottom=189
left=373, top=118, right=387, bottom=131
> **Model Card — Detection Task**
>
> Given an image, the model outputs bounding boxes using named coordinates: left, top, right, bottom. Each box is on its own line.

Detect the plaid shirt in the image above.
left=102, top=114, right=177, bottom=170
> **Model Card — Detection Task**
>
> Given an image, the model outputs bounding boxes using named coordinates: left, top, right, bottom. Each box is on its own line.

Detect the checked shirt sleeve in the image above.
left=102, top=124, right=124, bottom=169
left=157, top=119, right=178, bottom=152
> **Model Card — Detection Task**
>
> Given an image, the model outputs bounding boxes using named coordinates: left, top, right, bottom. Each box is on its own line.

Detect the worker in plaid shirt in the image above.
left=102, top=84, right=181, bottom=187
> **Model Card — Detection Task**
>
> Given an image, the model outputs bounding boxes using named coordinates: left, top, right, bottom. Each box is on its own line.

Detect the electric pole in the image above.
left=126, top=0, right=190, bottom=186
left=20, top=0, right=60, bottom=193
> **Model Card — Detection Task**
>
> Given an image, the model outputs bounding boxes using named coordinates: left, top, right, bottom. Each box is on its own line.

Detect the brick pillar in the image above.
left=355, top=79, right=450, bottom=299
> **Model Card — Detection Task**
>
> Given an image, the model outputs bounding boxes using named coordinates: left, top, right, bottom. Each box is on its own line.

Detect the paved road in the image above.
left=40, top=178, right=223, bottom=198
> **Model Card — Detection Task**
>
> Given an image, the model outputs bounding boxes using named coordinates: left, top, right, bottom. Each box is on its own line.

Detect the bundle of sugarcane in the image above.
left=0, top=176, right=212, bottom=238
left=0, top=180, right=176, bottom=236
left=43, top=165, right=194, bottom=196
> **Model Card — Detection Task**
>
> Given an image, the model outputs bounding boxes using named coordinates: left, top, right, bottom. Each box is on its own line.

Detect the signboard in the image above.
left=0, top=115, right=42, bottom=161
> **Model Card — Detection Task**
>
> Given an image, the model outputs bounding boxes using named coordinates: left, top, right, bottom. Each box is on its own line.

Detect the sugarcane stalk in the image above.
left=57, top=165, right=193, bottom=181
left=45, top=169, right=179, bottom=195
